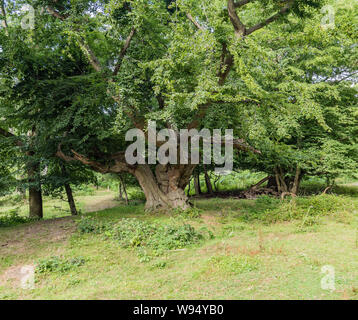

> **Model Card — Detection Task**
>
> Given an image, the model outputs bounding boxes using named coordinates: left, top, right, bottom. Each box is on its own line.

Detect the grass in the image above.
left=0, top=188, right=129, bottom=220
left=1, top=186, right=358, bottom=300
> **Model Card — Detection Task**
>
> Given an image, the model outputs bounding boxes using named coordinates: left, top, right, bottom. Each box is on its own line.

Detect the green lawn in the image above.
left=1, top=190, right=358, bottom=300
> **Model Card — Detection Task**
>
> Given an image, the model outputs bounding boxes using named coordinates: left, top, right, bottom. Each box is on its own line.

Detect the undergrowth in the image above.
left=239, top=194, right=354, bottom=225
left=36, top=256, right=86, bottom=274
left=77, top=217, right=213, bottom=262
left=0, top=210, right=33, bottom=227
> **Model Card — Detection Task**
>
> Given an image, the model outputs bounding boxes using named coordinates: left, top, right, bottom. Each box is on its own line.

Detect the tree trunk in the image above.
left=27, top=128, right=43, bottom=219
left=267, top=176, right=278, bottom=191
left=64, top=183, right=78, bottom=215
left=290, top=165, right=302, bottom=196
left=274, top=167, right=289, bottom=194
left=28, top=164, right=43, bottom=219
left=29, top=186, right=43, bottom=219
left=119, top=174, right=128, bottom=205
left=119, top=182, right=123, bottom=200
left=133, top=164, right=193, bottom=210
left=56, top=148, right=196, bottom=210
left=204, top=166, right=213, bottom=194
left=186, top=178, right=192, bottom=196
left=60, top=163, right=78, bottom=215
left=194, top=172, right=201, bottom=196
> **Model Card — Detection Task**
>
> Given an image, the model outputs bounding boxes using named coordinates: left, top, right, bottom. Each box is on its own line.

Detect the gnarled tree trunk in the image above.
left=132, top=164, right=195, bottom=210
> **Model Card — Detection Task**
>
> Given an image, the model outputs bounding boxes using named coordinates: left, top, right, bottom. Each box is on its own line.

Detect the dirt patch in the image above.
left=201, top=214, right=220, bottom=227
left=84, top=194, right=121, bottom=213
left=0, top=216, right=76, bottom=256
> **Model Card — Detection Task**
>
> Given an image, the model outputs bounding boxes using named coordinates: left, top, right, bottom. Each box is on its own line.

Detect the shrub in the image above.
left=148, top=224, right=204, bottom=250
left=110, top=218, right=206, bottom=250
left=77, top=216, right=111, bottom=234
left=0, top=210, right=31, bottom=228
left=77, top=217, right=210, bottom=251
left=36, top=256, right=86, bottom=274
left=237, top=194, right=352, bottom=225
left=172, top=207, right=202, bottom=219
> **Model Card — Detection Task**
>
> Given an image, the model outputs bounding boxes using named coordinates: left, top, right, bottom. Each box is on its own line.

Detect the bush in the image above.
left=77, top=216, right=111, bottom=234
left=237, top=194, right=352, bottom=225
left=77, top=217, right=210, bottom=251
left=0, top=210, right=30, bottom=228
left=36, top=256, right=86, bottom=274
left=172, top=207, right=202, bottom=219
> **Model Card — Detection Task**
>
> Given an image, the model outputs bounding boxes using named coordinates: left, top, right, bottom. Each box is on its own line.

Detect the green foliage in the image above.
left=239, top=194, right=353, bottom=225
left=36, top=256, right=86, bottom=274
left=77, top=216, right=209, bottom=251
left=172, top=207, right=202, bottom=219
left=207, top=255, right=260, bottom=275
left=77, top=216, right=111, bottom=234
left=0, top=0, right=357, bottom=210
left=72, top=185, right=96, bottom=196
left=0, top=210, right=31, bottom=227
left=151, top=261, right=168, bottom=269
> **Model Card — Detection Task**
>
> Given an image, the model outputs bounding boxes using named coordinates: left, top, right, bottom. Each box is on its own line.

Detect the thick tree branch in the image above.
left=218, top=43, right=234, bottom=86
left=186, top=13, right=204, bottom=31
left=227, top=0, right=246, bottom=37
left=113, top=27, right=136, bottom=76
left=46, top=6, right=67, bottom=21
left=78, top=37, right=102, bottom=72
left=56, top=145, right=133, bottom=174
left=246, top=0, right=295, bottom=36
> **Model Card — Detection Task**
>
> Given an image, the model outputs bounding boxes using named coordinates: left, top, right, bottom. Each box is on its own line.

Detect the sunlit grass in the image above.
left=1, top=188, right=358, bottom=300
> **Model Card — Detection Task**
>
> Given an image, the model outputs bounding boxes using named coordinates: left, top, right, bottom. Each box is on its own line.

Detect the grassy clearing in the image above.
left=0, top=189, right=126, bottom=220
left=1, top=187, right=358, bottom=300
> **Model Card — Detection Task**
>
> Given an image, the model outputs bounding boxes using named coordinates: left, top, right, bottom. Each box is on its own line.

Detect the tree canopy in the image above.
left=1, top=0, right=357, bottom=211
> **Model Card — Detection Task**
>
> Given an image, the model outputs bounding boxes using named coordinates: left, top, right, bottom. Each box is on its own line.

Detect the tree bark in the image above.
left=56, top=148, right=196, bottom=210
left=204, top=166, right=213, bottom=194
left=29, top=186, right=43, bottom=219
left=119, top=174, right=128, bottom=205
left=267, top=176, right=277, bottom=190
left=290, top=165, right=302, bottom=196
left=119, top=181, right=123, bottom=200
left=27, top=127, right=43, bottom=219
left=194, top=172, right=201, bottom=196
left=133, top=164, right=193, bottom=210
left=60, top=163, right=78, bottom=215
left=64, top=183, right=78, bottom=215
left=249, top=176, right=270, bottom=191
left=27, top=164, right=43, bottom=219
